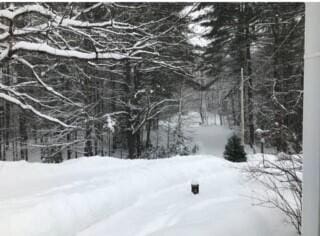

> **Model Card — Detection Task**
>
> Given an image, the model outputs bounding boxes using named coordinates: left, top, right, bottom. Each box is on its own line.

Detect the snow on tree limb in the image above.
left=0, top=83, right=51, bottom=108
left=72, top=3, right=104, bottom=20
left=11, top=42, right=140, bottom=61
left=0, top=47, right=9, bottom=61
left=0, top=4, right=52, bottom=20
left=131, top=99, right=177, bottom=135
left=0, top=4, right=136, bottom=30
left=13, top=55, right=81, bottom=107
left=0, top=93, right=75, bottom=128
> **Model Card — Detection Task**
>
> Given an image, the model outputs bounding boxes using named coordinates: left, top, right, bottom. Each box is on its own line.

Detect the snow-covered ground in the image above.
left=0, top=114, right=297, bottom=236
left=178, top=111, right=233, bottom=156
left=0, top=156, right=296, bottom=236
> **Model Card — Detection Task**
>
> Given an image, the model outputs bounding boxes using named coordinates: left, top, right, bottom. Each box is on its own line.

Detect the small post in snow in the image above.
left=191, top=180, right=199, bottom=195
left=260, top=137, right=265, bottom=154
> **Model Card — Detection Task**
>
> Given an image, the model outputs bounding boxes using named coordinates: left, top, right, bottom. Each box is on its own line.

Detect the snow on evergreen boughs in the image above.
left=223, top=134, right=247, bottom=162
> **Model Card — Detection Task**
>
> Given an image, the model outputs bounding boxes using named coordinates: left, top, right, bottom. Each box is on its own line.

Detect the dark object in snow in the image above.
left=223, top=134, right=247, bottom=162
left=191, top=181, right=199, bottom=194
left=192, top=144, right=199, bottom=154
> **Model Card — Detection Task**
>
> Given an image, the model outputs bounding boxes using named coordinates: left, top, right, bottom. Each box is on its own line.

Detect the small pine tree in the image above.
left=223, top=134, right=247, bottom=162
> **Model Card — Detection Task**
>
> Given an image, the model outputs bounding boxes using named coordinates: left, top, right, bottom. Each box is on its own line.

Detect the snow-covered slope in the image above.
left=0, top=155, right=296, bottom=236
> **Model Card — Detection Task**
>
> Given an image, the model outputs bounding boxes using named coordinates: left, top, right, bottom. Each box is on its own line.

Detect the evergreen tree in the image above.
left=193, top=3, right=259, bottom=147
left=192, top=3, right=304, bottom=153
left=223, top=134, right=247, bottom=162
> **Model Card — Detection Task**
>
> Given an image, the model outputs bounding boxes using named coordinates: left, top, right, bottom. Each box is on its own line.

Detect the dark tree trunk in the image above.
left=231, top=91, right=238, bottom=126
left=244, top=7, right=255, bottom=147
left=94, top=138, right=98, bottom=156
left=272, top=12, right=287, bottom=152
left=124, top=60, right=137, bottom=159
left=4, top=71, right=10, bottom=152
left=67, top=133, right=71, bottom=160
left=127, top=131, right=136, bottom=159
left=136, top=131, right=141, bottom=158
left=19, top=114, right=28, bottom=161
left=74, top=131, right=78, bottom=158
left=84, top=122, right=93, bottom=156
left=145, top=120, right=152, bottom=148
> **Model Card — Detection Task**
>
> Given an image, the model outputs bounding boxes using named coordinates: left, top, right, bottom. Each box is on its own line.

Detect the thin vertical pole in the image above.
left=108, top=132, right=111, bottom=157
left=240, top=67, right=245, bottom=145
left=302, top=3, right=320, bottom=236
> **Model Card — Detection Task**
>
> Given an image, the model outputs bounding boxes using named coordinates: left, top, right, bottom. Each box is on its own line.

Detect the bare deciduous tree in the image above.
left=246, top=154, right=302, bottom=234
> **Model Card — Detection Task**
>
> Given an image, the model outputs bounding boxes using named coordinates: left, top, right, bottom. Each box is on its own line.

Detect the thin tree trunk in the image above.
left=167, top=117, right=171, bottom=150
left=136, top=131, right=141, bottom=158
left=272, top=13, right=287, bottom=152
left=67, top=133, right=71, bottom=160
left=124, top=60, right=137, bottom=159
left=244, top=9, right=255, bottom=147
left=240, top=68, right=245, bottom=145
left=19, top=114, right=28, bottom=161
left=127, top=131, right=136, bottom=159
left=74, top=131, right=78, bottom=158
left=231, top=91, right=237, bottom=126
left=84, top=122, right=93, bottom=156
left=145, top=120, right=152, bottom=148
left=156, top=117, right=159, bottom=149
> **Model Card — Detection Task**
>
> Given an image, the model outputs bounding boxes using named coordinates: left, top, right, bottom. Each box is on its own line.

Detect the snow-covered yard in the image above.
left=0, top=154, right=296, bottom=236
left=0, top=118, right=298, bottom=236
left=0, top=2, right=307, bottom=235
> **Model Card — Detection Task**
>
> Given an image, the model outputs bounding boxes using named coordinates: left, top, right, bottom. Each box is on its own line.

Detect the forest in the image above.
left=0, top=2, right=308, bottom=236
left=0, top=2, right=304, bottom=162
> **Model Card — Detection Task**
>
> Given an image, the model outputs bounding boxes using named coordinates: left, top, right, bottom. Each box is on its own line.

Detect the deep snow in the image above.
left=0, top=156, right=296, bottom=236
left=0, top=115, right=297, bottom=236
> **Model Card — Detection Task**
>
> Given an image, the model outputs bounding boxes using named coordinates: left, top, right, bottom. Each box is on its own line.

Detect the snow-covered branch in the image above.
left=11, top=42, right=140, bottom=61
left=0, top=4, right=135, bottom=30
left=13, top=56, right=81, bottom=107
left=132, top=98, right=177, bottom=134
left=0, top=92, right=74, bottom=128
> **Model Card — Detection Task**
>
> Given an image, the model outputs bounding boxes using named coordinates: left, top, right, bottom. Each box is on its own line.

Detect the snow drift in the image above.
left=0, top=155, right=296, bottom=236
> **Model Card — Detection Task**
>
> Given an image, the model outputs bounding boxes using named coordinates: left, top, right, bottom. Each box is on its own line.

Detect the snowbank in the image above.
left=0, top=155, right=297, bottom=236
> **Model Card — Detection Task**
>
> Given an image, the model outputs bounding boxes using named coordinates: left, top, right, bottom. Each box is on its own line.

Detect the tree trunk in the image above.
left=240, top=68, right=245, bottom=145
left=4, top=62, right=10, bottom=155
left=127, top=131, right=136, bottom=159
left=145, top=120, right=152, bottom=148
left=84, top=122, right=93, bottom=156
left=19, top=114, right=28, bottom=161
left=167, top=117, right=171, bottom=150
left=245, top=12, right=255, bottom=147
left=67, top=133, right=71, bottom=160
left=74, top=131, right=78, bottom=158
left=231, top=91, right=237, bottom=126
left=124, top=60, right=138, bottom=159
left=272, top=13, right=287, bottom=153
left=136, top=131, right=141, bottom=158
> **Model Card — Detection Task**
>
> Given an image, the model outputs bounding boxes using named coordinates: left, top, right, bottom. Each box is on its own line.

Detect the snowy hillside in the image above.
left=0, top=154, right=296, bottom=236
